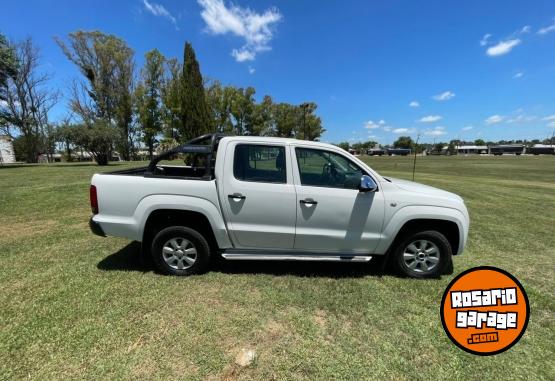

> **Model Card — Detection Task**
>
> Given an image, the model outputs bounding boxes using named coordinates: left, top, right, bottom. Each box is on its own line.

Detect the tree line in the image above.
left=0, top=31, right=325, bottom=165
left=339, top=136, right=555, bottom=154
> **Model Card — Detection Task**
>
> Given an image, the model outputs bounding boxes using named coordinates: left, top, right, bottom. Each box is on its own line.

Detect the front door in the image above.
left=222, top=142, right=296, bottom=249
left=292, top=146, right=385, bottom=253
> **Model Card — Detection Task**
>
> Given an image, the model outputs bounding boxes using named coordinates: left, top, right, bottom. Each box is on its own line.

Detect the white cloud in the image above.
left=538, top=20, right=555, bottom=35
left=409, top=101, right=420, bottom=108
left=424, top=126, right=447, bottom=137
left=248, top=66, right=255, bottom=74
left=419, top=115, right=442, bottom=123
left=485, top=115, right=504, bottom=125
left=232, top=49, right=255, bottom=62
left=364, top=119, right=389, bottom=130
left=480, top=33, right=492, bottom=46
left=542, top=115, right=555, bottom=121
left=506, top=114, right=536, bottom=124
left=486, top=39, right=521, bottom=56
left=364, top=120, right=381, bottom=129
left=548, top=121, right=555, bottom=128
left=513, top=72, right=524, bottom=79
left=520, top=25, right=531, bottom=34
left=0, top=100, right=7, bottom=108
left=198, top=0, right=282, bottom=62
left=392, top=128, right=415, bottom=134
left=432, top=91, right=456, bottom=101
left=143, top=0, right=179, bottom=30
left=462, top=126, right=473, bottom=131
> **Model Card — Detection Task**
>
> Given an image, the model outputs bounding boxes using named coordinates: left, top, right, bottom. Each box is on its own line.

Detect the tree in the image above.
left=56, top=31, right=135, bottom=164
left=474, top=139, right=486, bottom=146
left=273, top=103, right=298, bottom=138
left=161, top=58, right=182, bottom=139
left=69, top=121, right=118, bottom=164
left=251, top=95, right=274, bottom=136
left=297, top=102, right=325, bottom=141
left=393, top=136, right=414, bottom=149
left=336, top=142, right=350, bottom=151
left=205, top=80, right=234, bottom=134
left=136, top=49, right=165, bottom=159
left=54, top=120, right=77, bottom=161
left=230, top=87, right=256, bottom=135
left=180, top=42, right=210, bottom=140
left=1, top=38, right=58, bottom=162
left=0, top=33, right=18, bottom=103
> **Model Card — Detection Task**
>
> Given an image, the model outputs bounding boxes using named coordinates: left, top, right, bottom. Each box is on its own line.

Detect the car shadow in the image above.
left=97, top=241, right=152, bottom=273
left=98, top=242, right=389, bottom=278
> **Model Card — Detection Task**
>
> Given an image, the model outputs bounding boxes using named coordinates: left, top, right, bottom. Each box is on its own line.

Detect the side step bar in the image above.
left=221, top=253, right=373, bottom=262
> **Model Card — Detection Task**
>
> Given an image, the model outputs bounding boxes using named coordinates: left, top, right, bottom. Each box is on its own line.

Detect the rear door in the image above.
left=292, top=146, right=385, bottom=253
left=221, top=141, right=296, bottom=249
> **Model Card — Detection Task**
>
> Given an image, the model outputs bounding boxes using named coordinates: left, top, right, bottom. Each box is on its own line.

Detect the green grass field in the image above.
left=1, top=156, right=554, bottom=380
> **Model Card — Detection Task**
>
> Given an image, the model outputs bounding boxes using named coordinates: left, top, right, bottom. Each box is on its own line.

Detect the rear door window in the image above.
left=233, top=144, right=287, bottom=183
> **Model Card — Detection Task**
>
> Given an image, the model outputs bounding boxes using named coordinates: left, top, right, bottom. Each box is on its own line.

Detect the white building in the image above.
left=456, top=145, right=489, bottom=154
left=0, top=135, right=16, bottom=164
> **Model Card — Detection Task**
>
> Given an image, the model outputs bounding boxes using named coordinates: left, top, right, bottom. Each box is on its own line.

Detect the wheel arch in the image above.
left=143, top=209, right=220, bottom=253
left=389, top=218, right=460, bottom=256
left=134, top=194, right=233, bottom=250
left=376, top=205, right=467, bottom=256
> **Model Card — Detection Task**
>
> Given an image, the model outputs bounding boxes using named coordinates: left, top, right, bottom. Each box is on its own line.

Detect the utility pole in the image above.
left=412, top=134, right=420, bottom=181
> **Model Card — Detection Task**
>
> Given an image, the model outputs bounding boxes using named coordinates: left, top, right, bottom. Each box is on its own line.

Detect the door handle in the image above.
left=228, top=193, right=246, bottom=200
left=300, top=198, right=318, bottom=205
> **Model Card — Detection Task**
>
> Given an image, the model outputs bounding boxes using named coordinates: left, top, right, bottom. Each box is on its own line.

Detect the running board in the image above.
left=221, top=253, right=373, bottom=262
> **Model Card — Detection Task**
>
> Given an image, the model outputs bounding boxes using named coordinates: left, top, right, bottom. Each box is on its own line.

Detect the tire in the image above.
left=151, top=226, right=211, bottom=276
left=390, top=230, right=452, bottom=278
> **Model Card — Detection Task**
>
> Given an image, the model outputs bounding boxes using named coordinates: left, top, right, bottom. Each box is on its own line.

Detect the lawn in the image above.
left=0, top=155, right=554, bottom=380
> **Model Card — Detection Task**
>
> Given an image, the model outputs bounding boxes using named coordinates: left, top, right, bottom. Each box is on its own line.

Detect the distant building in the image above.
left=0, top=135, right=16, bottom=164
left=489, top=144, right=525, bottom=156
left=367, top=148, right=385, bottom=156
left=528, top=144, right=555, bottom=155
left=456, top=145, right=489, bottom=154
left=386, top=148, right=411, bottom=156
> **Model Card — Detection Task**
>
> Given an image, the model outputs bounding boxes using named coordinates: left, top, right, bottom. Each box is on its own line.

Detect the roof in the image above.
left=456, top=145, right=488, bottom=150
left=221, top=136, right=337, bottom=150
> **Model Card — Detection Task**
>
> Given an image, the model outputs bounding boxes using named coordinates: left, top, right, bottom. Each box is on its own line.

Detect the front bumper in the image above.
left=89, top=217, right=106, bottom=237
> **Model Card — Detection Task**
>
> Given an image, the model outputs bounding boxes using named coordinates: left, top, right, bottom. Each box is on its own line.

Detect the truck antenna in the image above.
left=412, top=134, right=420, bottom=181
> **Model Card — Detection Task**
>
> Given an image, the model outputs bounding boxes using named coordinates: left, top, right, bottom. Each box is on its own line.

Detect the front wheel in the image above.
left=151, top=226, right=211, bottom=275
left=390, top=230, right=452, bottom=278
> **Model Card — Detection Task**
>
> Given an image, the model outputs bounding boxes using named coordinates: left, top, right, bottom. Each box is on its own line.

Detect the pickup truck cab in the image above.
left=89, top=134, right=469, bottom=278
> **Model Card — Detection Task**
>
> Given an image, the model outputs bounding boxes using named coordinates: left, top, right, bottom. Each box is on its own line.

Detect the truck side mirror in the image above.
left=359, top=175, right=377, bottom=192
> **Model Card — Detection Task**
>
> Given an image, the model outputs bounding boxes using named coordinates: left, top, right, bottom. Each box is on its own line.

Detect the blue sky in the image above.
left=2, top=0, right=555, bottom=144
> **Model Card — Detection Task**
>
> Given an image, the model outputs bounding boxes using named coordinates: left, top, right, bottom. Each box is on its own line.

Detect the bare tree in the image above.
left=1, top=38, right=59, bottom=162
left=56, top=31, right=135, bottom=162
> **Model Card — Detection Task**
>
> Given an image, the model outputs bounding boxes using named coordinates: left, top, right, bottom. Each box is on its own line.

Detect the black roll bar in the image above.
left=147, top=133, right=226, bottom=178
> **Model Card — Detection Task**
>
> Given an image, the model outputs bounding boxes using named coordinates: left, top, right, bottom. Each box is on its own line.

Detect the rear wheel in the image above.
left=391, top=230, right=451, bottom=278
left=151, top=226, right=211, bottom=275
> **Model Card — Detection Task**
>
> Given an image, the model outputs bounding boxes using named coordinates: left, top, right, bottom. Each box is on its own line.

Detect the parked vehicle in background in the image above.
left=490, top=144, right=524, bottom=156
left=386, top=148, right=411, bottom=156
left=528, top=144, right=555, bottom=155
left=89, top=134, right=469, bottom=278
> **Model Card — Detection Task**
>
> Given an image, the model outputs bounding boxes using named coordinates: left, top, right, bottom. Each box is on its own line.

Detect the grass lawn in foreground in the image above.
left=0, top=155, right=554, bottom=380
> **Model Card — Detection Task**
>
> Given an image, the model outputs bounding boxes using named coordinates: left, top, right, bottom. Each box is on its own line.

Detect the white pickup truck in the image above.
left=89, top=134, right=469, bottom=278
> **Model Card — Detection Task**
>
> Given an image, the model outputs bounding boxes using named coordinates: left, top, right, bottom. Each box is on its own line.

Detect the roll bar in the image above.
left=147, top=133, right=227, bottom=178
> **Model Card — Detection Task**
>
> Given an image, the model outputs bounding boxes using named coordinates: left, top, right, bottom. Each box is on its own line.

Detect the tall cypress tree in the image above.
left=180, top=42, right=210, bottom=141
